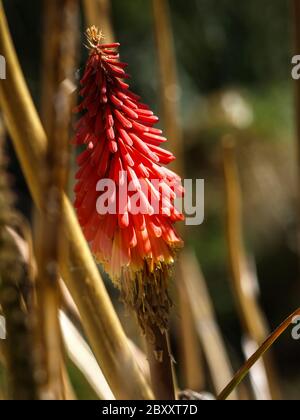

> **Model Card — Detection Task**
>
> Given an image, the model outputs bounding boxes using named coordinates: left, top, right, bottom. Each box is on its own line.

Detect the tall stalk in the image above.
left=152, top=0, right=203, bottom=393
left=41, top=0, right=79, bottom=137
left=222, top=137, right=281, bottom=400
left=146, top=324, right=176, bottom=400
left=179, top=250, right=237, bottom=400
left=0, top=1, right=153, bottom=400
left=33, top=0, right=80, bottom=400
left=152, top=0, right=184, bottom=169
left=218, top=308, right=300, bottom=400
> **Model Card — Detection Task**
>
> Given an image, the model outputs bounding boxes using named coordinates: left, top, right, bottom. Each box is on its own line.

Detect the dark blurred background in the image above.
left=3, top=0, right=300, bottom=399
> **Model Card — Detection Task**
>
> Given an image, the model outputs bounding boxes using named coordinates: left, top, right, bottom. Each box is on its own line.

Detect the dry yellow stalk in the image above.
left=0, top=1, right=152, bottom=400
left=222, top=137, right=281, bottom=400
left=152, top=0, right=203, bottom=393
left=34, top=0, right=80, bottom=400
left=179, top=250, right=237, bottom=400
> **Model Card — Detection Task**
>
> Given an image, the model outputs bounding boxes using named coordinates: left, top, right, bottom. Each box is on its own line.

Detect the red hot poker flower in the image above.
left=73, top=27, right=184, bottom=334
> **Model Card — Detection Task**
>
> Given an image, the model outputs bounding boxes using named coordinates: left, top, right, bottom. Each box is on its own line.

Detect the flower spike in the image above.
left=73, top=27, right=184, bottom=335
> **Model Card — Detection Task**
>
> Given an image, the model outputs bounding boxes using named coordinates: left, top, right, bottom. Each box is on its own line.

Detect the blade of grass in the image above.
left=61, top=363, right=76, bottom=401
left=0, top=1, right=153, bottom=400
left=217, top=308, right=300, bottom=400
left=180, top=250, right=238, bottom=400
left=242, top=336, right=271, bottom=400
left=60, top=311, right=115, bottom=400
left=176, top=271, right=205, bottom=392
left=60, top=280, right=151, bottom=383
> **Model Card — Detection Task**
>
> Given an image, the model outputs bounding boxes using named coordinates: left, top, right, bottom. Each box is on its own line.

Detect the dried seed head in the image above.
left=86, top=26, right=104, bottom=50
